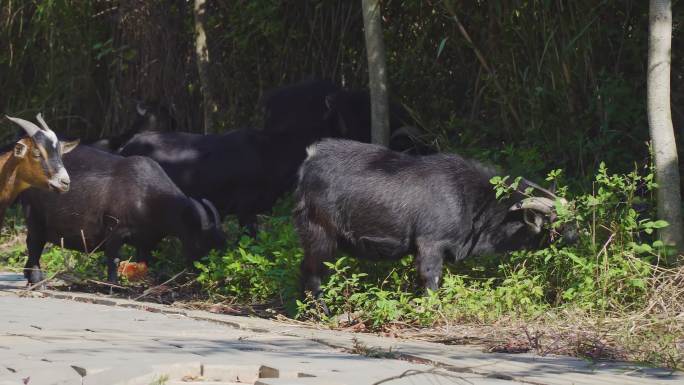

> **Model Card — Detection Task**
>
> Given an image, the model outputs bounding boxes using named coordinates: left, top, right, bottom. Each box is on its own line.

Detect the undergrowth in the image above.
left=0, top=162, right=682, bottom=368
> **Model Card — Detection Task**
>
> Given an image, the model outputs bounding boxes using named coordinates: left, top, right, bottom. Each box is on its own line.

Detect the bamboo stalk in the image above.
left=443, top=2, right=522, bottom=131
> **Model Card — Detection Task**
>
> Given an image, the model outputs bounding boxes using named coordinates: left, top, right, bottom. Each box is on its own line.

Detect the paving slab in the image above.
left=0, top=272, right=681, bottom=385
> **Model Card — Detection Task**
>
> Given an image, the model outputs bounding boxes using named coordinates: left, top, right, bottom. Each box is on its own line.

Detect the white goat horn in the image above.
left=136, top=102, right=147, bottom=116
left=5, top=115, right=41, bottom=137
left=35, top=113, right=51, bottom=132
left=189, top=198, right=210, bottom=231
left=201, top=198, right=221, bottom=227
left=390, top=125, right=422, bottom=140
left=509, top=197, right=556, bottom=215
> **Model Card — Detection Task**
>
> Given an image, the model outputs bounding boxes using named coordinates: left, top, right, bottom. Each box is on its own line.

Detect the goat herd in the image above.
left=1, top=80, right=574, bottom=298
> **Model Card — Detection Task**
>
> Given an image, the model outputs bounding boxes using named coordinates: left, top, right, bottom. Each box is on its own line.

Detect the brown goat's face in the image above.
left=14, top=138, right=77, bottom=192
left=6, top=114, right=79, bottom=193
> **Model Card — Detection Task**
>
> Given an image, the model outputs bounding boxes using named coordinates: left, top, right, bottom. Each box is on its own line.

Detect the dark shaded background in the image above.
left=0, top=0, right=681, bottom=185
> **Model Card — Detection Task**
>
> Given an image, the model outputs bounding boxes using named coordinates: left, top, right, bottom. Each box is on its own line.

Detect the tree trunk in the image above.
left=361, top=0, right=390, bottom=146
left=194, top=0, right=217, bottom=134
left=647, top=0, right=684, bottom=253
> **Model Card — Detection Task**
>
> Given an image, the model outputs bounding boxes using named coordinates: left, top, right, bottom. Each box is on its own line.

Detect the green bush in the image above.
left=194, top=213, right=302, bottom=311
left=293, top=163, right=664, bottom=325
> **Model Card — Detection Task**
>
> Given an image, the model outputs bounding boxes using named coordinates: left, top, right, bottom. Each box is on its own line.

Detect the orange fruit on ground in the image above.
left=118, top=261, right=148, bottom=281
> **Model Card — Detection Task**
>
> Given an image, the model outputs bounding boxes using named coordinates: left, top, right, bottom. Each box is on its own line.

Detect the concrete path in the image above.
left=0, top=272, right=681, bottom=385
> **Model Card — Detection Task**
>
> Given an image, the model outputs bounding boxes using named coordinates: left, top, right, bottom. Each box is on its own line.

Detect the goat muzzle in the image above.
left=48, top=168, right=71, bottom=192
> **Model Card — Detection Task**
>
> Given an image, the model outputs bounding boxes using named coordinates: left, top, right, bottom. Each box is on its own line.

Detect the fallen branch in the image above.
left=85, top=278, right=129, bottom=291
left=133, top=269, right=187, bottom=301
left=22, top=268, right=65, bottom=292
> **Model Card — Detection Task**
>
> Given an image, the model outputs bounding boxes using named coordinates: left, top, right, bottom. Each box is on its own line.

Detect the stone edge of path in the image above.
left=5, top=287, right=683, bottom=385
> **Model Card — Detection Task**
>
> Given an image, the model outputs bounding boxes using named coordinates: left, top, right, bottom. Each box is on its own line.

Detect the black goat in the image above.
left=261, top=79, right=431, bottom=154
left=294, top=139, right=574, bottom=297
left=90, top=102, right=175, bottom=152
left=20, top=145, right=226, bottom=283
left=261, top=79, right=339, bottom=136
left=119, top=128, right=318, bottom=235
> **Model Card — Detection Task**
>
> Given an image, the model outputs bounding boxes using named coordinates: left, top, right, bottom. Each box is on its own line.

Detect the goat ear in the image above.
left=60, top=139, right=79, bottom=154
left=13, top=142, right=28, bottom=158
left=523, top=209, right=544, bottom=234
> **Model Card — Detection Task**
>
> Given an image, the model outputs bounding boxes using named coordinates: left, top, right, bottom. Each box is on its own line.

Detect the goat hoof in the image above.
left=27, top=269, right=44, bottom=287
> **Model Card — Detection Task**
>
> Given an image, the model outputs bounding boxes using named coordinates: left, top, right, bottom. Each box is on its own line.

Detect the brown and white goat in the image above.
left=0, top=114, right=79, bottom=228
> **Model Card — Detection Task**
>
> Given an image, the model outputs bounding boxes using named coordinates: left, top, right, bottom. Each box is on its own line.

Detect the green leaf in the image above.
left=652, top=220, right=669, bottom=229
left=585, top=195, right=600, bottom=206
left=564, top=252, right=587, bottom=268
left=436, top=37, right=448, bottom=59
left=629, top=242, right=652, bottom=253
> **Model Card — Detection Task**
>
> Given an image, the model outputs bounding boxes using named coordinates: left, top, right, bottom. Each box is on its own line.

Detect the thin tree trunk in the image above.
left=194, top=0, right=216, bottom=134
left=362, top=0, right=390, bottom=146
left=647, top=0, right=684, bottom=253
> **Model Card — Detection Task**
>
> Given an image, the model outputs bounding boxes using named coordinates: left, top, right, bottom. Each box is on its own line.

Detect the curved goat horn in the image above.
left=520, top=178, right=557, bottom=200
left=201, top=198, right=221, bottom=227
left=509, top=197, right=556, bottom=215
left=35, top=113, right=50, bottom=132
left=6, top=115, right=41, bottom=137
left=390, top=125, right=422, bottom=141
left=189, top=198, right=210, bottom=230
left=136, top=102, right=147, bottom=116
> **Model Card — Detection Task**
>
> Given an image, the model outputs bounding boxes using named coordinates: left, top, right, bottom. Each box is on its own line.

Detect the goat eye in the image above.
left=32, top=149, right=41, bottom=158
